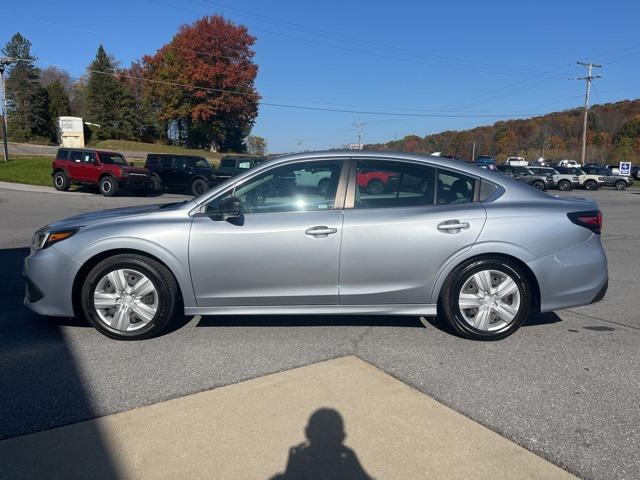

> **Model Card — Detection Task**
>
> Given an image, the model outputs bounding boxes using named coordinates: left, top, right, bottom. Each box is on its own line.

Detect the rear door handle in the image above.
left=305, top=226, right=338, bottom=237
left=437, top=220, right=470, bottom=232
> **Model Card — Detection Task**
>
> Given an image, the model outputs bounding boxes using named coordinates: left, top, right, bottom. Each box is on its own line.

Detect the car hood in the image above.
left=46, top=203, right=175, bottom=230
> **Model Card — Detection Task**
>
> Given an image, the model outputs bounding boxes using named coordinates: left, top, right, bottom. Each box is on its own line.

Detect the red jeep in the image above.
left=52, top=148, right=152, bottom=196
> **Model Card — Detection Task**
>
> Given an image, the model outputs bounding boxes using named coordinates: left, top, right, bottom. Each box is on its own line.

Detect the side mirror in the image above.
left=215, top=196, right=241, bottom=220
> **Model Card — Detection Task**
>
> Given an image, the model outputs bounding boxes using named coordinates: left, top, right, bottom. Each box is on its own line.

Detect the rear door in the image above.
left=67, top=150, right=84, bottom=179
left=338, top=158, right=486, bottom=305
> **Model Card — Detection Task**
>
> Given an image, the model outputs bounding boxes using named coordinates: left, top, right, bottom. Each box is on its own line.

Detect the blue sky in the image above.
left=2, top=0, right=639, bottom=153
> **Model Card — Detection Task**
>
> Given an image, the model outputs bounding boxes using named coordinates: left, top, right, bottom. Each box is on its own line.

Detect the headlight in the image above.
left=31, top=228, right=79, bottom=250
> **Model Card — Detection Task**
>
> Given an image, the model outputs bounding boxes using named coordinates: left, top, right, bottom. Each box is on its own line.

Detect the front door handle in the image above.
left=437, top=220, right=470, bottom=233
left=305, top=226, right=338, bottom=237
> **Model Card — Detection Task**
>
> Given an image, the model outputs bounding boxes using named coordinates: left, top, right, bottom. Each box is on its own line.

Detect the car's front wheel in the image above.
left=80, top=254, right=179, bottom=340
left=441, top=257, right=532, bottom=340
left=191, top=178, right=209, bottom=196
left=367, top=179, right=385, bottom=195
left=99, top=176, right=118, bottom=197
left=615, top=180, right=626, bottom=191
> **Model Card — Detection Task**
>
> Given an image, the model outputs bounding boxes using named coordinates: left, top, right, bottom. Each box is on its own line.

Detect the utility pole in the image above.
left=471, top=140, right=476, bottom=162
left=576, top=61, right=602, bottom=165
left=0, top=58, right=10, bottom=162
left=353, top=120, right=366, bottom=150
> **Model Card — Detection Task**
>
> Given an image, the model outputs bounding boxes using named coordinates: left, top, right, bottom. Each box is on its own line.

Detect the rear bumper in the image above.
left=528, top=234, right=608, bottom=313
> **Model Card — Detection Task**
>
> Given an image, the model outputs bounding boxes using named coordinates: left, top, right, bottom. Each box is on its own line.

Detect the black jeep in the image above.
left=211, top=155, right=267, bottom=185
left=145, top=154, right=217, bottom=196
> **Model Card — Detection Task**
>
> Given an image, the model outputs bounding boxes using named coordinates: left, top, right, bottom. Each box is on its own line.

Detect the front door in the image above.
left=338, top=159, right=486, bottom=305
left=189, top=159, right=347, bottom=306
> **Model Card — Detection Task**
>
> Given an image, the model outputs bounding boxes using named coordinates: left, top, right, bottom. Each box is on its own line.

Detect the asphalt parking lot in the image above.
left=1, top=183, right=639, bottom=480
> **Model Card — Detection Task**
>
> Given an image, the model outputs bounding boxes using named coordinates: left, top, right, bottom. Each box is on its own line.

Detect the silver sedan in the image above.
left=24, top=152, right=608, bottom=340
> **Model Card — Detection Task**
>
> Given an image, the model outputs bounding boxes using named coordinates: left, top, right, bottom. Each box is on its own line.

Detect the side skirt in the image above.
left=185, top=304, right=437, bottom=316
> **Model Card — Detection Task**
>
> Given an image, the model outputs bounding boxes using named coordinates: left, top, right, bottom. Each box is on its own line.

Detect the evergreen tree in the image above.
left=85, top=45, right=138, bottom=140
left=2, top=33, right=50, bottom=141
left=45, top=80, right=71, bottom=141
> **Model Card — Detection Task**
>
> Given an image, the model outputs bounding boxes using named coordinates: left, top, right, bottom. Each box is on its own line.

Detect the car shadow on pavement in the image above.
left=422, top=311, right=562, bottom=337
left=269, top=408, right=375, bottom=480
left=0, top=247, right=121, bottom=479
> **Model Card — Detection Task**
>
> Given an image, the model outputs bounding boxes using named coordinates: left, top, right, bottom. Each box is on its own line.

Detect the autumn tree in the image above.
left=2, top=33, right=50, bottom=141
left=143, top=15, right=259, bottom=151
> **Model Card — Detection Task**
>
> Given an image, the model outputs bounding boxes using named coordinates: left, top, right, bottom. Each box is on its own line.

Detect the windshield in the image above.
left=100, top=153, right=128, bottom=165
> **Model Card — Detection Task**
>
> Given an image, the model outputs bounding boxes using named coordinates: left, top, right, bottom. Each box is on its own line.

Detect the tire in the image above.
left=584, top=180, right=597, bottom=191
left=80, top=254, right=180, bottom=340
left=532, top=180, right=545, bottom=191
left=558, top=180, right=571, bottom=191
left=150, top=174, right=163, bottom=192
left=53, top=171, right=70, bottom=191
left=367, top=179, right=385, bottom=195
left=615, top=180, right=626, bottom=191
left=317, top=177, right=330, bottom=195
left=441, top=257, right=532, bottom=341
left=99, top=176, right=118, bottom=197
left=191, top=178, right=209, bottom=196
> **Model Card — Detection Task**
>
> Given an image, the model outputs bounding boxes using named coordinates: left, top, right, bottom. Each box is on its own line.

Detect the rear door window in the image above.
left=161, top=157, right=173, bottom=168
left=69, top=151, right=83, bottom=163
left=436, top=170, right=476, bottom=205
left=57, top=149, right=70, bottom=160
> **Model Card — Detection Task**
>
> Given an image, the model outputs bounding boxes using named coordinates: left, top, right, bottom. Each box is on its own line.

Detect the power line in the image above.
left=147, top=0, right=556, bottom=78
left=3, top=57, right=553, bottom=119
left=190, top=0, right=562, bottom=77
left=575, top=61, right=602, bottom=165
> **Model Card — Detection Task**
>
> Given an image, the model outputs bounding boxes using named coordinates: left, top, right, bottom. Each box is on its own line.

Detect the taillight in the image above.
left=567, top=210, right=602, bottom=234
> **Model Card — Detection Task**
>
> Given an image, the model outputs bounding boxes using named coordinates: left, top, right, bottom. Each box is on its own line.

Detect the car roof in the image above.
left=146, top=153, right=205, bottom=159
left=238, top=150, right=549, bottom=200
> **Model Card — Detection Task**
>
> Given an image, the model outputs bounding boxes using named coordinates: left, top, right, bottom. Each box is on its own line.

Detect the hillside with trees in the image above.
left=367, top=99, right=640, bottom=163
left=0, top=14, right=262, bottom=153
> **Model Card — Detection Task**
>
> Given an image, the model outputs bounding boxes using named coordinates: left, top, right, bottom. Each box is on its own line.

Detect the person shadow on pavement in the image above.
left=269, top=408, right=375, bottom=480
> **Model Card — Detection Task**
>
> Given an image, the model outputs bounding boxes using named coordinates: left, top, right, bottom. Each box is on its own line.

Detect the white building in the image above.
left=57, top=116, right=85, bottom=148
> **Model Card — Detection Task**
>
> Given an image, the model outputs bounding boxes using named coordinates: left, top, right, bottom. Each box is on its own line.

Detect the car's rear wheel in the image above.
left=80, top=254, right=179, bottom=340
left=53, top=171, right=70, bottom=191
left=532, top=180, right=545, bottom=190
left=615, top=180, right=626, bottom=191
left=558, top=180, right=571, bottom=191
left=584, top=180, right=597, bottom=191
left=441, top=257, right=532, bottom=340
left=191, top=178, right=208, bottom=196
left=99, top=176, right=118, bottom=197
left=367, top=179, right=385, bottom=195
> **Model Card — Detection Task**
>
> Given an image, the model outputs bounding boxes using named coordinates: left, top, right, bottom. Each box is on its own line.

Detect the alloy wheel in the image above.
left=457, top=269, right=521, bottom=331
left=93, top=268, right=158, bottom=332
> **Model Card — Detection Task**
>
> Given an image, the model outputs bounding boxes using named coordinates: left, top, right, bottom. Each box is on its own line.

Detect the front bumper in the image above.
left=23, top=246, right=79, bottom=317
left=118, top=177, right=153, bottom=189
left=528, top=234, right=608, bottom=313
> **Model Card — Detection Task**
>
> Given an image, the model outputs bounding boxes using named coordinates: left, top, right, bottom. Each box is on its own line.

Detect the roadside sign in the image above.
left=619, top=161, right=631, bottom=176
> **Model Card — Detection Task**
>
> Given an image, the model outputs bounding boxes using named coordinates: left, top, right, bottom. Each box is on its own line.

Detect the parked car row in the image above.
left=51, top=147, right=267, bottom=197
left=472, top=160, right=633, bottom=192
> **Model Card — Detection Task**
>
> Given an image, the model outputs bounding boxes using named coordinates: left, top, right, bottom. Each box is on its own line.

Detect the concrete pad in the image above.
left=0, top=356, right=575, bottom=480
